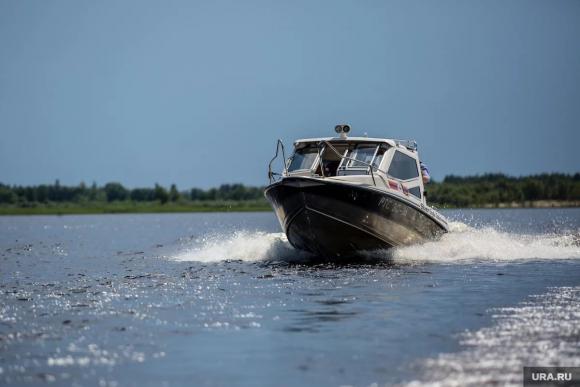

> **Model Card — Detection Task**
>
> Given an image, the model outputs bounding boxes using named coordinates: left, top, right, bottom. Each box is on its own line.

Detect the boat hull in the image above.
left=264, top=177, right=448, bottom=257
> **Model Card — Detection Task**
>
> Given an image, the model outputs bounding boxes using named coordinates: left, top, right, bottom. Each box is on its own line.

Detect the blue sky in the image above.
left=1, top=0, right=579, bottom=188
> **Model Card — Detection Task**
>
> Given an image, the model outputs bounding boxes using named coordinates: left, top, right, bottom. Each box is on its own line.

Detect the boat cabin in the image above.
left=284, top=137, right=427, bottom=204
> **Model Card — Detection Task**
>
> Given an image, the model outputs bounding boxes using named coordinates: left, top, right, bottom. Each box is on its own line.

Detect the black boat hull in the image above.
left=264, top=177, right=448, bottom=257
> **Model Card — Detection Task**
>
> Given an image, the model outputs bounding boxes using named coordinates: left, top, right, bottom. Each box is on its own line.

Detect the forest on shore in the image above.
left=0, top=173, right=578, bottom=215
left=428, top=173, right=579, bottom=208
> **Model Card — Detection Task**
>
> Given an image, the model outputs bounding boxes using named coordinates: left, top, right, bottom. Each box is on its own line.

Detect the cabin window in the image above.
left=346, top=145, right=377, bottom=168
left=388, top=151, right=419, bottom=180
left=321, top=144, right=348, bottom=176
left=336, top=143, right=390, bottom=176
left=409, top=186, right=421, bottom=199
left=372, top=145, right=388, bottom=170
left=288, top=146, right=318, bottom=172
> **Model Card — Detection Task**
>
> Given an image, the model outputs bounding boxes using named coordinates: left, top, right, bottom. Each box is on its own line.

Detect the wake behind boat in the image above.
left=264, top=124, right=449, bottom=257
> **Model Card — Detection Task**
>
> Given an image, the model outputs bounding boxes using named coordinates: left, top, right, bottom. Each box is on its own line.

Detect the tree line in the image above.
left=428, top=173, right=580, bottom=207
left=0, top=173, right=578, bottom=207
left=0, top=181, right=265, bottom=205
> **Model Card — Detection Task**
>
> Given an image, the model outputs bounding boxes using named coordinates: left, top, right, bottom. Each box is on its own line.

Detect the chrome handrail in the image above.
left=317, top=143, right=325, bottom=178
left=268, top=139, right=287, bottom=184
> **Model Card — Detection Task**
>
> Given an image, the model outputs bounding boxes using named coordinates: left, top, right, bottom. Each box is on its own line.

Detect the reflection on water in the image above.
left=286, top=294, right=358, bottom=332
left=404, top=286, right=580, bottom=387
left=0, top=209, right=579, bottom=386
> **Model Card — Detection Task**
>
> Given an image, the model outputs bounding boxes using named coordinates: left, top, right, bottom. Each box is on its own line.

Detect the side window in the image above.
left=388, top=151, right=419, bottom=180
left=288, top=146, right=318, bottom=172
left=409, top=186, right=421, bottom=199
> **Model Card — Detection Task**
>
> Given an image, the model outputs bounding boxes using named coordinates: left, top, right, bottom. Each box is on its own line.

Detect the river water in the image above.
left=1, top=209, right=579, bottom=386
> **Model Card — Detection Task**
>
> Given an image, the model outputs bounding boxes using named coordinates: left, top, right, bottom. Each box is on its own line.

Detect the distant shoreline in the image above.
left=435, top=200, right=580, bottom=210
left=2, top=173, right=578, bottom=215
left=0, top=202, right=272, bottom=216
left=477, top=200, right=580, bottom=209
left=0, top=200, right=578, bottom=216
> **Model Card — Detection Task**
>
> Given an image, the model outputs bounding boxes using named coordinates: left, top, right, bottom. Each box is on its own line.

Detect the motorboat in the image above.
left=264, top=124, right=449, bottom=257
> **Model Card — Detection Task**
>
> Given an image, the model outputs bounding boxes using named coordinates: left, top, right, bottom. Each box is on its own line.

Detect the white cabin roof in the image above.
left=295, top=136, right=393, bottom=144
left=294, top=137, right=417, bottom=151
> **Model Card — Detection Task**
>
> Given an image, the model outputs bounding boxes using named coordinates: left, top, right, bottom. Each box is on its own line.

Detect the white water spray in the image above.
left=392, top=221, right=580, bottom=263
left=172, top=222, right=580, bottom=264
left=173, top=231, right=311, bottom=263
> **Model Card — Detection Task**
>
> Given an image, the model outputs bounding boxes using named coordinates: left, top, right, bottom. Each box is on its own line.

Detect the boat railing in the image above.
left=268, top=139, right=287, bottom=184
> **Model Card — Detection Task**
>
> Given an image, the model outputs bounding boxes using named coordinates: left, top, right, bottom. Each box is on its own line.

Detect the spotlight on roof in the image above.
left=334, top=124, right=351, bottom=138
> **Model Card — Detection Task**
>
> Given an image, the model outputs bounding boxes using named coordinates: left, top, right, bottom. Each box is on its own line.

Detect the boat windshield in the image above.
left=288, top=145, right=318, bottom=172
left=334, top=143, right=389, bottom=175
left=346, top=144, right=377, bottom=168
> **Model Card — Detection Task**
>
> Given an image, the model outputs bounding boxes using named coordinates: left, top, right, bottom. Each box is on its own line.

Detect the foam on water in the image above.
left=391, top=221, right=580, bottom=264
left=172, top=222, right=580, bottom=263
left=173, top=231, right=311, bottom=263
